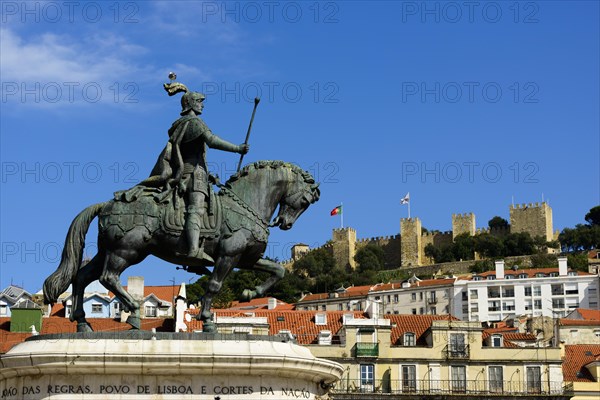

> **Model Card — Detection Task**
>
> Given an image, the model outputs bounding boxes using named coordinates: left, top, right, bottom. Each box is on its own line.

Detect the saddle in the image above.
left=108, top=185, right=222, bottom=239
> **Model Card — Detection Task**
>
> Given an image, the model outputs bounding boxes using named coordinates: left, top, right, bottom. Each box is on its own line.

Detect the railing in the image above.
left=332, top=379, right=570, bottom=396
left=353, top=342, right=379, bottom=357
left=427, top=298, right=437, bottom=305
left=443, top=344, right=469, bottom=359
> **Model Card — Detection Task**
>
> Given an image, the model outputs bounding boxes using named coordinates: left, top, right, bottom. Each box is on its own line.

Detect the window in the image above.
left=593, top=330, right=600, bottom=337
left=526, top=366, right=541, bottom=394
left=491, top=335, right=502, bottom=347
left=0, top=305, right=7, bottom=316
left=394, top=310, right=399, bottom=314
left=489, top=366, right=503, bottom=393
left=568, top=271, right=577, bottom=276
left=502, top=287, right=515, bottom=297
left=551, top=284, right=563, bottom=296
left=430, top=291, right=436, bottom=301
left=524, top=287, right=532, bottom=296
left=337, top=303, right=343, bottom=311
left=487, top=275, right=496, bottom=280
left=145, top=305, right=157, bottom=317
left=518, top=273, right=528, bottom=279
left=419, top=292, right=424, bottom=300
left=536, top=273, right=546, bottom=278
left=451, top=366, right=466, bottom=393
left=403, top=332, right=416, bottom=347
left=394, top=294, right=399, bottom=303
left=449, top=334, right=466, bottom=357
left=375, top=296, right=380, bottom=301
left=505, top=274, right=514, bottom=279
left=534, top=299, right=542, bottom=309
left=321, top=305, right=326, bottom=311
left=533, top=286, right=541, bottom=296
left=470, top=289, right=478, bottom=299
left=411, top=293, right=416, bottom=302
left=91, top=303, right=103, bottom=313
left=565, top=284, right=578, bottom=295
left=411, top=308, right=417, bottom=315
left=488, top=288, right=500, bottom=298
left=401, top=365, right=416, bottom=393
left=488, top=301, right=500, bottom=312
left=360, top=364, right=374, bottom=392
left=473, top=275, right=482, bottom=281
left=419, top=307, right=424, bottom=314
left=552, top=299, right=565, bottom=309
left=387, top=295, right=391, bottom=303
left=315, top=313, right=327, bottom=325
left=431, top=307, right=437, bottom=315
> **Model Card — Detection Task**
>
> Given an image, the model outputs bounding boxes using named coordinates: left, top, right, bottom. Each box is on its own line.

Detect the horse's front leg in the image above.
left=199, top=255, right=236, bottom=333
left=240, top=258, right=285, bottom=301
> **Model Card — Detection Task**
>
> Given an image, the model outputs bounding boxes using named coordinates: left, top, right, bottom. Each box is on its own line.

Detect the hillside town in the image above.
left=2, top=204, right=599, bottom=399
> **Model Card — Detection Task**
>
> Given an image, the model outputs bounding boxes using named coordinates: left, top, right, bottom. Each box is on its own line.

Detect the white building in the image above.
left=452, top=258, right=600, bottom=322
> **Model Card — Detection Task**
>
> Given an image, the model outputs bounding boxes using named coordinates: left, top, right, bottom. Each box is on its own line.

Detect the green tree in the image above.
left=452, top=233, right=475, bottom=261
left=488, top=216, right=509, bottom=229
left=585, top=205, right=600, bottom=226
left=473, top=233, right=504, bottom=258
left=354, top=244, right=386, bottom=272
left=424, top=243, right=441, bottom=263
left=567, top=253, right=589, bottom=272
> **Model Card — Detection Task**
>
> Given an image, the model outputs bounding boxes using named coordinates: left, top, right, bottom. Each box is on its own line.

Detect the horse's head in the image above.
left=270, top=180, right=320, bottom=230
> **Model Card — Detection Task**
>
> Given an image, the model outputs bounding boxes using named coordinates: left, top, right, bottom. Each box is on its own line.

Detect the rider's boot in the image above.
left=184, top=208, right=214, bottom=263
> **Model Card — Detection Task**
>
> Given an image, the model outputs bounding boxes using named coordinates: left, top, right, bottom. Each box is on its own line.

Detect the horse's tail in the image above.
left=43, top=202, right=107, bottom=304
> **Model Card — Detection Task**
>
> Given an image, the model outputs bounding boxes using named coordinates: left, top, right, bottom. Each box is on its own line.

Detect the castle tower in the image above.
left=291, top=243, right=310, bottom=260
left=332, top=227, right=357, bottom=269
left=401, top=218, right=422, bottom=267
left=452, top=212, right=476, bottom=239
left=510, top=202, right=554, bottom=241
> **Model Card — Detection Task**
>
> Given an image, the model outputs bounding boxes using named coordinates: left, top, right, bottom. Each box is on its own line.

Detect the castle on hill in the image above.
left=284, top=202, right=559, bottom=270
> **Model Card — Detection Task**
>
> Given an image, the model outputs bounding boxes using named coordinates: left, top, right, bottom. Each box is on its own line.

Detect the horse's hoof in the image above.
left=126, top=315, right=141, bottom=330
left=241, top=289, right=256, bottom=301
left=203, top=322, right=217, bottom=333
left=77, top=322, right=93, bottom=333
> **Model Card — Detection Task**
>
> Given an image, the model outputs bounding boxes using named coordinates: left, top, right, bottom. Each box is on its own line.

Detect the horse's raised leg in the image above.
left=99, top=251, right=143, bottom=330
left=240, top=258, right=285, bottom=301
left=71, top=252, right=105, bottom=332
left=199, top=255, right=236, bottom=333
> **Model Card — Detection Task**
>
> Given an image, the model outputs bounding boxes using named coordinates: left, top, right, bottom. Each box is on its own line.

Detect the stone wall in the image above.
left=355, top=235, right=402, bottom=269
left=510, top=202, right=553, bottom=241
left=400, top=218, right=422, bottom=267
left=452, top=213, right=476, bottom=237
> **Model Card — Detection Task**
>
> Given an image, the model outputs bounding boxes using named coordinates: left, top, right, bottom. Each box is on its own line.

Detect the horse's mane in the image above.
left=225, top=160, right=316, bottom=188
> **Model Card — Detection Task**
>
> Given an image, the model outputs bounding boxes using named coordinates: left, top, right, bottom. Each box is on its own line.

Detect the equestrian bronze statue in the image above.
left=43, top=77, right=320, bottom=333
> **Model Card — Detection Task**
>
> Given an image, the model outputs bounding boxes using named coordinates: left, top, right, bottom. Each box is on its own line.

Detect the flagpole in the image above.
left=408, top=200, right=411, bottom=219
left=341, top=202, right=344, bottom=228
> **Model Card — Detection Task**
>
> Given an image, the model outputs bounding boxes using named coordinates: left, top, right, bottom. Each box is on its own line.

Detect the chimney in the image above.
left=127, top=276, right=144, bottom=301
left=558, top=257, right=568, bottom=276
left=495, top=260, right=505, bottom=279
left=267, top=297, right=277, bottom=310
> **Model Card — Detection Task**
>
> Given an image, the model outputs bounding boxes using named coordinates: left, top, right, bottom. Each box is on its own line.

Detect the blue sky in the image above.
left=1, top=1, right=598, bottom=293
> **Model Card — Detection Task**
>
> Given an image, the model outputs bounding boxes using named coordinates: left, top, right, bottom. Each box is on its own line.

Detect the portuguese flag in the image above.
left=330, top=205, right=342, bottom=216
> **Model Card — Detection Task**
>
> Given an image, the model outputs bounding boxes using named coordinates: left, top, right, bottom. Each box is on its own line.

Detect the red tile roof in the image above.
left=371, top=278, right=455, bottom=292
left=576, top=309, right=600, bottom=321
left=563, top=344, right=600, bottom=382
left=109, top=285, right=177, bottom=302
left=225, top=297, right=295, bottom=311
left=299, top=285, right=373, bottom=302
left=470, top=268, right=591, bottom=280
left=0, top=317, right=173, bottom=354
left=384, top=314, right=457, bottom=345
left=183, top=310, right=366, bottom=345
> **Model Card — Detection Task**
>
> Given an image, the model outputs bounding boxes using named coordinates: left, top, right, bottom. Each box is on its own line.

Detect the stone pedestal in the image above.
left=0, top=332, right=342, bottom=399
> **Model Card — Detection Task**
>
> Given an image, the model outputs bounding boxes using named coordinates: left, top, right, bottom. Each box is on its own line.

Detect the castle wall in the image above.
left=510, top=202, right=553, bottom=241
left=355, top=235, right=402, bottom=268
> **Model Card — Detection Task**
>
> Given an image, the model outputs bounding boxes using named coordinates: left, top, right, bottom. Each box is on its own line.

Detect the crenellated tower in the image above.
left=510, top=202, right=554, bottom=242
left=400, top=218, right=422, bottom=267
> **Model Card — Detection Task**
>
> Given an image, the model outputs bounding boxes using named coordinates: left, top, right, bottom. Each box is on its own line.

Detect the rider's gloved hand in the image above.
left=238, top=144, right=250, bottom=154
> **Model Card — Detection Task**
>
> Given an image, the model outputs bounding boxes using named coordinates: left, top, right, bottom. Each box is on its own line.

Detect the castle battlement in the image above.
left=332, top=227, right=356, bottom=234
left=422, top=231, right=453, bottom=238
left=452, top=212, right=474, bottom=218
left=511, top=202, right=547, bottom=209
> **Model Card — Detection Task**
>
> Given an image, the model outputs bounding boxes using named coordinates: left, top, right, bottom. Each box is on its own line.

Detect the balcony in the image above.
left=427, top=297, right=438, bottom=305
left=353, top=342, right=379, bottom=357
left=332, top=379, right=572, bottom=397
left=444, top=344, right=470, bottom=359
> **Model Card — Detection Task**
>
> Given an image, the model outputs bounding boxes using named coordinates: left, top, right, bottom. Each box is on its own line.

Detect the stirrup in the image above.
left=187, top=248, right=214, bottom=263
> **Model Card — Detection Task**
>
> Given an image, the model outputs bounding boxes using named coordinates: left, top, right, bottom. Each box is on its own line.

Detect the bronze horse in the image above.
left=43, top=161, right=320, bottom=332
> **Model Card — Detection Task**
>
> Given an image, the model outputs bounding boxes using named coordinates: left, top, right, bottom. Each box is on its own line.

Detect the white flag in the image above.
left=400, top=192, right=410, bottom=205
